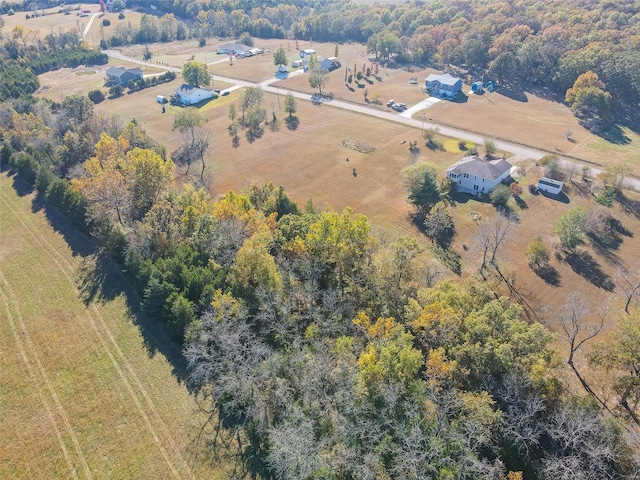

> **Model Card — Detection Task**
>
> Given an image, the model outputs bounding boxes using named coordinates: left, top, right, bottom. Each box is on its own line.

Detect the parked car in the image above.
left=387, top=99, right=395, bottom=107
left=214, top=89, right=221, bottom=94
left=221, top=90, right=230, bottom=96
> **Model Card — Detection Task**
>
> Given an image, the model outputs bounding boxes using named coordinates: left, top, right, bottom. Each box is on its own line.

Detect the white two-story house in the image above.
left=446, top=155, right=513, bottom=195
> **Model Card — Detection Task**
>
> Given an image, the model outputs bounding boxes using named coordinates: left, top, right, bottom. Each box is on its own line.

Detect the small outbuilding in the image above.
left=471, top=81, right=484, bottom=93
left=537, top=177, right=564, bottom=195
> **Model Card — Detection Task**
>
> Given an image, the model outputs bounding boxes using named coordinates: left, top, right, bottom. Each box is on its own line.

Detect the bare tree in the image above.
left=552, top=293, right=608, bottom=399
left=615, top=264, right=640, bottom=314
left=475, top=213, right=516, bottom=277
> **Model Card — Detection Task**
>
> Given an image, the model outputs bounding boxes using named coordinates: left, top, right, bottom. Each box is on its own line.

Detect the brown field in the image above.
left=0, top=172, right=236, bottom=478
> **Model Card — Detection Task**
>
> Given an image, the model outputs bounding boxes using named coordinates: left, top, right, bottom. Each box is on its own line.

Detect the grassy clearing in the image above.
left=0, top=172, right=236, bottom=479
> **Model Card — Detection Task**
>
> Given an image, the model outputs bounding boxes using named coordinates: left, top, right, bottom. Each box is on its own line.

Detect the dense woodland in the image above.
left=2, top=0, right=640, bottom=478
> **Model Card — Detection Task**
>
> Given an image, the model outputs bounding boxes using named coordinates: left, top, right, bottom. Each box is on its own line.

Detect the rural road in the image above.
left=102, top=49, right=640, bottom=191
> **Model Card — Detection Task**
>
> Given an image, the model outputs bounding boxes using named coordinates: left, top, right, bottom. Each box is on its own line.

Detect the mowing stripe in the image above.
left=0, top=182, right=195, bottom=479
left=0, top=272, right=83, bottom=479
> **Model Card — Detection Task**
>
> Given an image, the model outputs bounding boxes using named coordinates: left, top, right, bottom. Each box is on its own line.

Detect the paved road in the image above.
left=102, top=49, right=640, bottom=190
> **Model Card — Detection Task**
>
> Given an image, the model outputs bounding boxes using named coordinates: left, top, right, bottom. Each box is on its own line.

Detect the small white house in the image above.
left=446, top=155, right=513, bottom=195
left=537, top=177, right=564, bottom=195
left=175, top=84, right=213, bottom=106
left=292, top=59, right=303, bottom=68
left=300, top=48, right=316, bottom=58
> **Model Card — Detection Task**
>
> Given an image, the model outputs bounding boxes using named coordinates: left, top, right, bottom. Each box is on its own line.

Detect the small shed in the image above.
left=537, top=177, right=564, bottom=195
left=471, top=81, right=484, bottom=93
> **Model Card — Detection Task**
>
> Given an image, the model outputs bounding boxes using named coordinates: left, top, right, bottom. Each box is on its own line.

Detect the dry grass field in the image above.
left=0, top=172, right=237, bottom=479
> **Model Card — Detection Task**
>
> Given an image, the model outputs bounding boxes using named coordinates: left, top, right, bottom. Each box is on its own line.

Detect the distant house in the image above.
left=175, top=84, right=214, bottom=106
left=217, top=43, right=252, bottom=55
left=105, top=66, right=143, bottom=86
left=300, top=48, right=316, bottom=58
left=446, top=155, right=513, bottom=195
left=320, top=57, right=341, bottom=71
left=425, top=73, right=463, bottom=97
left=537, top=177, right=564, bottom=195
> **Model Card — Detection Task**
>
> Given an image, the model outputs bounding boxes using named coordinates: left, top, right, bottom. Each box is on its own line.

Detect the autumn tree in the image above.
left=73, top=133, right=173, bottom=225
left=565, top=71, right=612, bottom=131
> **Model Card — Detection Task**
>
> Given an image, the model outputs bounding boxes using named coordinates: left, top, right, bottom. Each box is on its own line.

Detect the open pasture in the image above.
left=0, top=172, right=236, bottom=478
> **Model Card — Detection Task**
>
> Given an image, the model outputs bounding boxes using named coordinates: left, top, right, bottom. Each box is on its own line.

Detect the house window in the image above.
left=458, top=180, right=462, bottom=185
left=482, top=178, right=485, bottom=182
left=473, top=185, right=479, bottom=191
left=463, top=173, right=469, bottom=178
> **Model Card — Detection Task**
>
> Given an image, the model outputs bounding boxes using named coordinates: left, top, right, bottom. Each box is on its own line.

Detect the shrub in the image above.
left=118, top=12, right=125, bottom=19
left=102, top=19, right=111, bottom=26
left=109, top=85, right=124, bottom=98
left=595, top=186, right=616, bottom=207
left=490, top=184, right=511, bottom=207
left=543, top=157, right=565, bottom=180
left=88, top=89, right=105, bottom=103
left=510, top=182, right=523, bottom=197
left=457, top=139, right=467, bottom=150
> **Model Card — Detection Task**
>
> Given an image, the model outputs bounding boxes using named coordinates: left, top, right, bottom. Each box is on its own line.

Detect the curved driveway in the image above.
left=102, top=49, right=639, bottom=190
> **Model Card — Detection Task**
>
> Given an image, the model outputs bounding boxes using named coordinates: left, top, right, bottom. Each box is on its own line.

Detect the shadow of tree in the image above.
left=564, top=251, right=614, bottom=291
left=246, top=127, right=264, bottom=143
left=588, top=233, right=623, bottom=266
left=32, top=192, right=191, bottom=385
left=617, top=192, right=640, bottom=220
left=286, top=116, right=299, bottom=131
left=515, top=196, right=528, bottom=209
left=611, top=217, right=633, bottom=237
left=533, top=264, right=561, bottom=286
left=598, top=124, right=631, bottom=145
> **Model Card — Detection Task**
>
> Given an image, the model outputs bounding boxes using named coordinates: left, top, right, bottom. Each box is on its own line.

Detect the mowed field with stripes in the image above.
left=0, top=172, right=233, bottom=479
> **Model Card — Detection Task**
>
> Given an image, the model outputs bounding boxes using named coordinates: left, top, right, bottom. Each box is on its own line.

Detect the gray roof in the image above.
left=176, top=84, right=211, bottom=95
left=446, top=155, right=513, bottom=181
left=106, top=66, right=142, bottom=78
left=425, top=73, right=461, bottom=86
left=219, top=42, right=252, bottom=52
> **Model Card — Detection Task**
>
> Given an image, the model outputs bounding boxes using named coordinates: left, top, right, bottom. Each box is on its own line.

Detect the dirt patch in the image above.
left=340, top=139, right=376, bottom=154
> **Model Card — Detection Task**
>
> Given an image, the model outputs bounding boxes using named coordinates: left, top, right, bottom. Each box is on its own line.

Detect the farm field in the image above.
left=0, top=172, right=235, bottom=479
